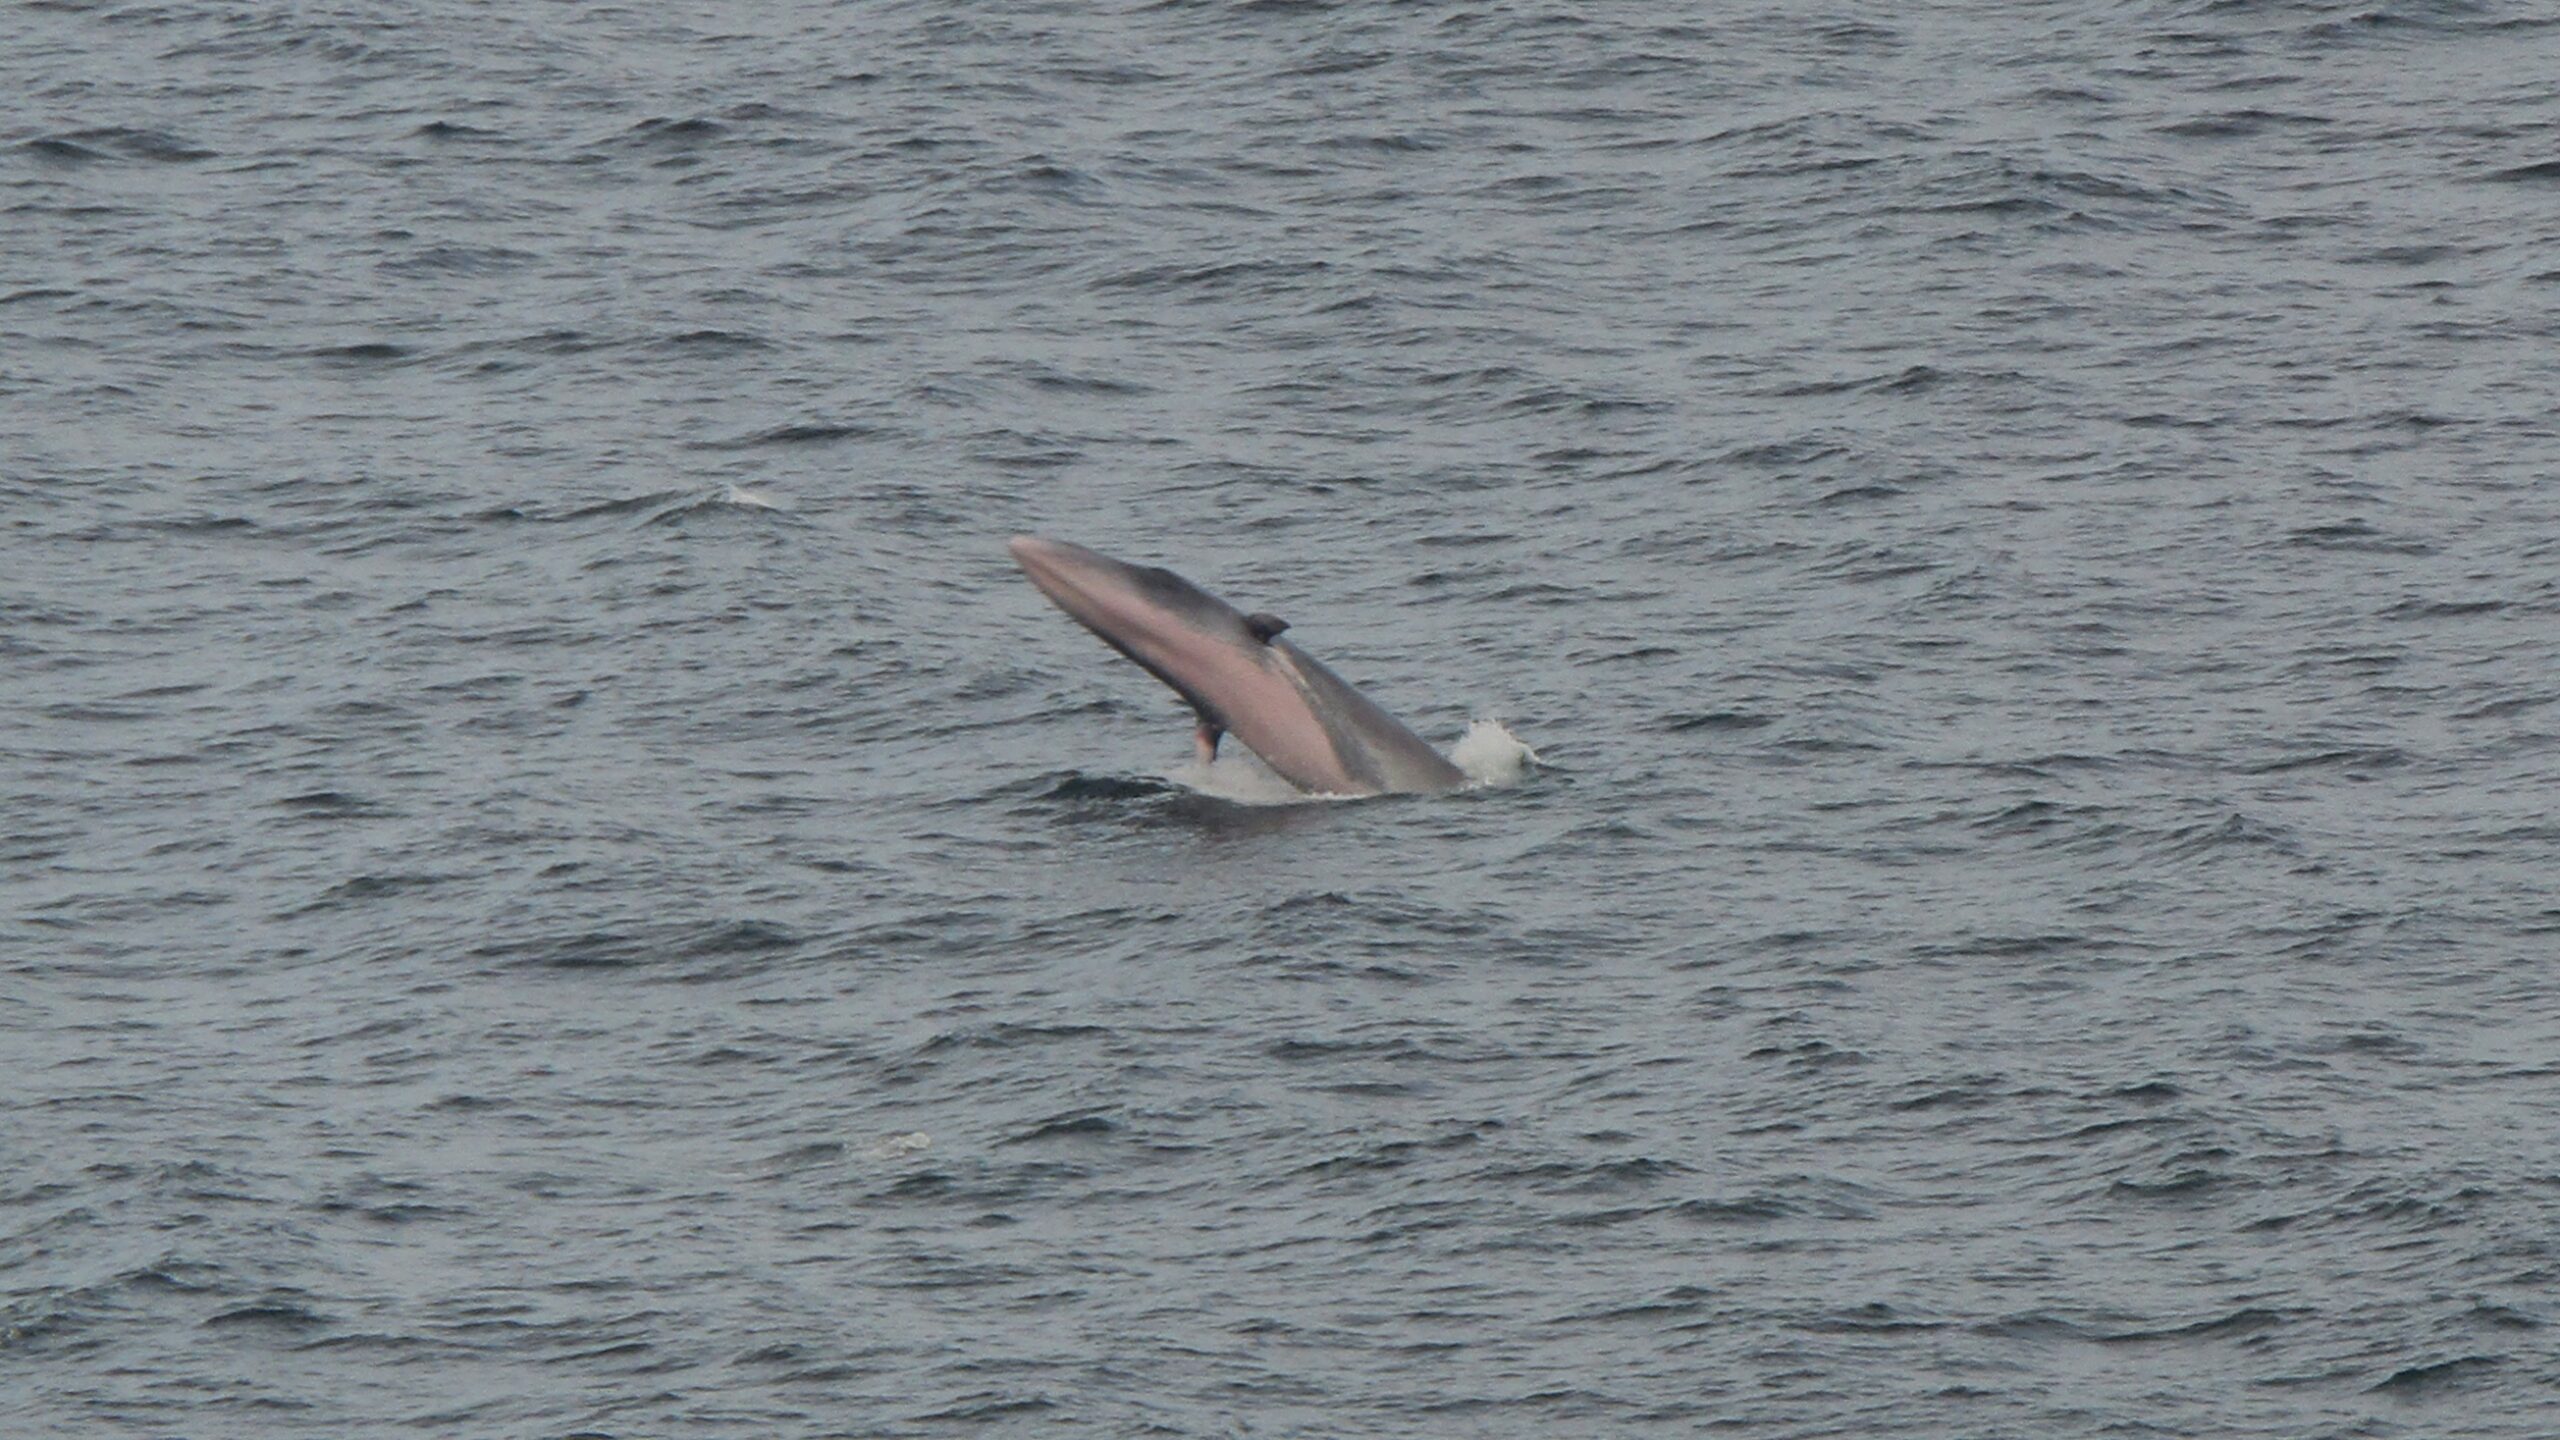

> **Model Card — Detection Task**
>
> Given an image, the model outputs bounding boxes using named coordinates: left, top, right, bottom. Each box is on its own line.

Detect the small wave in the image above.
left=1660, top=710, right=1772, bottom=733
left=2097, top=1306, right=2296, bottom=1345
left=535, top=488, right=805, bottom=526
left=618, top=116, right=727, bottom=146
left=306, top=341, right=417, bottom=365
left=2371, top=1354, right=2501, bottom=1395
left=1002, top=1112, right=1116, bottom=1145
left=657, top=329, right=773, bottom=355
left=708, top=421, right=878, bottom=449
left=2158, top=109, right=2329, bottom=140
left=1767, top=364, right=1947, bottom=398
left=1032, top=772, right=1184, bottom=803
left=411, top=120, right=504, bottom=141
left=203, top=1300, right=331, bottom=1331
left=22, top=136, right=110, bottom=165
left=21, top=128, right=216, bottom=165
left=378, top=244, right=535, bottom=278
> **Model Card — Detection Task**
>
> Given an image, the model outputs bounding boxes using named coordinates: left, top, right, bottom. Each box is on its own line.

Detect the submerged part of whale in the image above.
left=1008, top=536, right=1467, bottom=797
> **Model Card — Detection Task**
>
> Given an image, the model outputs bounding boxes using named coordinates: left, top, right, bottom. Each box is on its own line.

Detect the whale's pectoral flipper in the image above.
left=1008, top=536, right=1467, bottom=796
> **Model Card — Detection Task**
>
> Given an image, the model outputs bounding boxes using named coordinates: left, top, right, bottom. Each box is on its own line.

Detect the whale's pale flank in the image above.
left=1008, top=536, right=1468, bottom=797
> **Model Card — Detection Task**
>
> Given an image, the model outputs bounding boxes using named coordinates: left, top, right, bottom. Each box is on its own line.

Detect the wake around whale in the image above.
left=1008, top=536, right=1469, bottom=797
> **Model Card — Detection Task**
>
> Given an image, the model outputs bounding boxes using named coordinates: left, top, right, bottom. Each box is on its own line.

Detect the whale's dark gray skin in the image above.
left=1009, top=536, right=1468, bottom=796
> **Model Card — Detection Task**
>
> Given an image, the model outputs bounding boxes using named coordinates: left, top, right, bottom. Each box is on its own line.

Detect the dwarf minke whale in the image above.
left=1009, top=536, right=1467, bottom=796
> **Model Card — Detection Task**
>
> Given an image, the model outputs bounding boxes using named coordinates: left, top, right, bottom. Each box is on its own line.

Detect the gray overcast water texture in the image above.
left=8, top=2, right=2560, bottom=1437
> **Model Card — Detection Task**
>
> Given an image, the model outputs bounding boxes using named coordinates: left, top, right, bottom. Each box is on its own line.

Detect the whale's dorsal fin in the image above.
left=1245, top=612, right=1290, bottom=643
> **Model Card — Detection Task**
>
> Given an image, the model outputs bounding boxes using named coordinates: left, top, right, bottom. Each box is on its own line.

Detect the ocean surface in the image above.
left=8, top=2, right=2560, bottom=1435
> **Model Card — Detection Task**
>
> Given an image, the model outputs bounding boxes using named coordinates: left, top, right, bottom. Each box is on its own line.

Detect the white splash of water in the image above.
left=1452, top=717, right=1539, bottom=787
left=1160, top=718, right=1539, bottom=802
left=720, top=483, right=787, bottom=510
left=1165, top=750, right=1347, bottom=806
left=863, top=1132, right=931, bottom=1161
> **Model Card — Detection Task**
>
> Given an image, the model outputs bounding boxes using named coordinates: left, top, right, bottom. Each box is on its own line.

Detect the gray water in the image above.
left=9, top=2, right=2560, bottom=1435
